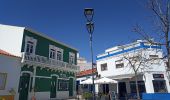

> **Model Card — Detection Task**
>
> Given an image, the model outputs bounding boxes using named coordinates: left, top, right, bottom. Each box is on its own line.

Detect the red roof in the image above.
left=0, top=49, right=19, bottom=58
left=77, top=68, right=97, bottom=77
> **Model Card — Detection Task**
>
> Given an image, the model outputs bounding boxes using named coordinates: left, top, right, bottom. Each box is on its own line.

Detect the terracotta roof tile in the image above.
left=0, top=49, right=19, bottom=58
left=76, top=68, right=97, bottom=77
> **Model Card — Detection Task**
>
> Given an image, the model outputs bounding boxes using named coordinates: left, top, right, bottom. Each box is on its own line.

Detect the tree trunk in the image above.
left=135, top=72, right=140, bottom=100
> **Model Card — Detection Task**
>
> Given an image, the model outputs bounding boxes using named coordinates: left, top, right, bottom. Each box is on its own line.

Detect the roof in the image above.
left=0, top=49, right=20, bottom=58
left=76, top=68, right=97, bottom=77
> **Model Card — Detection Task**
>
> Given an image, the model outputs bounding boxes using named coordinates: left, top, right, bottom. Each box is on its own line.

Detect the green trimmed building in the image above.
left=0, top=24, right=79, bottom=100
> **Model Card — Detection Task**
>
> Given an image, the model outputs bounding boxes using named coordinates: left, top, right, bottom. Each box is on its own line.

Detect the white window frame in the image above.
left=56, top=47, right=63, bottom=61
left=49, top=48, right=56, bottom=59
left=149, top=55, right=159, bottom=64
left=101, top=63, right=108, bottom=71
left=115, top=59, right=124, bottom=68
left=59, top=81, right=69, bottom=90
left=49, top=45, right=56, bottom=59
left=24, top=36, right=37, bottom=55
left=49, top=45, right=63, bottom=61
left=69, top=52, right=75, bottom=64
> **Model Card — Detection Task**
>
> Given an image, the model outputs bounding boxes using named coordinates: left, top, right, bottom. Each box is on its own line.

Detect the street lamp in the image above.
left=84, top=8, right=95, bottom=100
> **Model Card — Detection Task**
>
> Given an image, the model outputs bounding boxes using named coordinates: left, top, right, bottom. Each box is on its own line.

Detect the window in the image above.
left=57, top=51, right=62, bottom=61
left=69, top=52, right=75, bottom=64
left=49, top=45, right=63, bottom=60
left=58, top=81, right=69, bottom=91
left=49, top=49, right=56, bottom=59
left=25, top=36, right=37, bottom=55
left=149, top=55, right=159, bottom=64
left=153, top=80, right=167, bottom=93
left=149, top=55, right=159, bottom=58
left=115, top=59, right=124, bottom=68
left=101, top=63, right=107, bottom=71
left=70, top=55, right=74, bottom=64
left=26, top=41, right=34, bottom=54
left=0, top=73, right=7, bottom=90
left=130, top=81, right=146, bottom=93
left=56, top=47, right=63, bottom=61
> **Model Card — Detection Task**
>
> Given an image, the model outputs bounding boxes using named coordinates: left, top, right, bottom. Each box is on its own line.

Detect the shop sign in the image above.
left=153, top=74, right=164, bottom=79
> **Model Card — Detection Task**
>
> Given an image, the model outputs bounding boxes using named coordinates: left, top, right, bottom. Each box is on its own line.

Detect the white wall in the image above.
left=0, top=54, right=21, bottom=100
left=97, top=48, right=166, bottom=78
left=144, top=72, right=170, bottom=93
left=0, top=24, right=25, bottom=57
left=57, top=91, right=69, bottom=99
left=30, top=92, right=50, bottom=100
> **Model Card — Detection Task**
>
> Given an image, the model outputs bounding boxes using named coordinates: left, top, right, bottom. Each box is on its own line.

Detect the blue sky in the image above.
left=0, top=0, right=153, bottom=61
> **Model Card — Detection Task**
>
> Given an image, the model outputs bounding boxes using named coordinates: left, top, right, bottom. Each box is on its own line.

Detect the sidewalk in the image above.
left=67, top=95, right=84, bottom=100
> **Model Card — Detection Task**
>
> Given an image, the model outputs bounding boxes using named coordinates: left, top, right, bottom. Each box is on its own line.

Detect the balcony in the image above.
left=21, top=53, right=79, bottom=72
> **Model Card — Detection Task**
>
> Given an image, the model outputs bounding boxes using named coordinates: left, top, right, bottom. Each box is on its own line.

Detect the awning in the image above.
left=80, top=78, right=94, bottom=84
left=95, top=77, right=117, bottom=84
left=108, top=74, right=135, bottom=80
left=80, top=77, right=117, bottom=84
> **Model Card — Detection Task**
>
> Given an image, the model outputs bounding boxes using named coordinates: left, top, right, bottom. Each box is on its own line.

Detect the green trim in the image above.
left=35, top=77, right=51, bottom=92
left=36, top=67, right=52, bottom=77
left=21, top=65, right=34, bottom=72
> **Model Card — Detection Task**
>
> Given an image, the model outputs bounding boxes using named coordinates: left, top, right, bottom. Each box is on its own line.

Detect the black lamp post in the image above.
left=84, top=8, right=95, bottom=100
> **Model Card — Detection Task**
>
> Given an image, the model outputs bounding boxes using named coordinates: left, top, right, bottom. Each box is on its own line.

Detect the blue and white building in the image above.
left=96, top=40, right=170, bottom=97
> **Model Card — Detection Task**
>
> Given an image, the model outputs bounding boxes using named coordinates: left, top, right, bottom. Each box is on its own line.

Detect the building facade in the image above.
left=77, top=54, right=95, bottom=71
left=96, top=40, right=170, bottom=98
left=0, top=50, right=21, bottom=100
left=76, top=68, right=97, bottom=94
left=0, top=24, right=79, bottom=100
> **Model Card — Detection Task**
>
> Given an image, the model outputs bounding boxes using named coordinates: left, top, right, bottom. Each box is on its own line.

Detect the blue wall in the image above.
left=142, top=93, right=170, bottom=100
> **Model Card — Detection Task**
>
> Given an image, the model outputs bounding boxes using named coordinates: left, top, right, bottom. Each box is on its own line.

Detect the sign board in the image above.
left=153, top=74, right=164, bottom=79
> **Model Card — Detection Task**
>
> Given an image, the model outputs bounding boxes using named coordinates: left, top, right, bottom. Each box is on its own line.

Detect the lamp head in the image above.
left=84, top=8, right=94, bottom=21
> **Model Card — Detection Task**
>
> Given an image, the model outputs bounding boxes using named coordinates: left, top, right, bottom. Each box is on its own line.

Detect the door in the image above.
left=19, top=73, right=30, bottom=100
left=118, top=82, right=127, bottom=100
left=69, top=78, right=74, bottom=96
left=50, top=76, right=57, bottom=98
left=103, top=84, right=109, bottom=94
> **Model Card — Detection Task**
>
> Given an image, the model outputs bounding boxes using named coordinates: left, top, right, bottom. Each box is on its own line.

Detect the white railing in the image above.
left=21, top=53, right=79, bottom=72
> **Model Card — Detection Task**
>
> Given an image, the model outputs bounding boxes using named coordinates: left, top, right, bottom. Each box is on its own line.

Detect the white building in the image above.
left=96, top=40, right=170, bottom=98
left=77, top=54, right=95, bottom=71
left=76, top=55, right=97, bottom=94
left=0, top=49, right=21, bottom=100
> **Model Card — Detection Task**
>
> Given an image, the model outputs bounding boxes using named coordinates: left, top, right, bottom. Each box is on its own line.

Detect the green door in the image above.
left=50, top=76, right=57, bottom=98
left=69, top=78, right=74, bottom=96
left=19, top=73, right=30, bottom=100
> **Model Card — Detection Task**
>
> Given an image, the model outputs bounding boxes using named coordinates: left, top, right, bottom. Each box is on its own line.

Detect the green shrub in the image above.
left=82, top=92, right=92, bottom=100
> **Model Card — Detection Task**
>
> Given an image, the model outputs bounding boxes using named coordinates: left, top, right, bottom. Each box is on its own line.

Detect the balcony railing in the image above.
left=21, top=53, right=79, bottom=72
